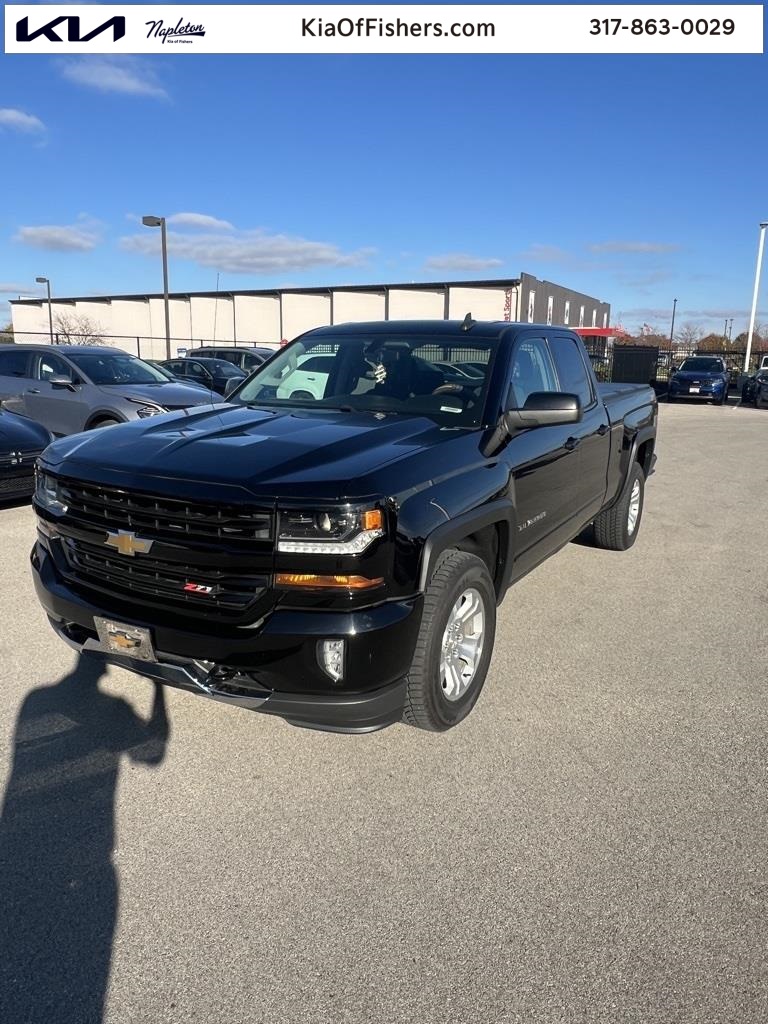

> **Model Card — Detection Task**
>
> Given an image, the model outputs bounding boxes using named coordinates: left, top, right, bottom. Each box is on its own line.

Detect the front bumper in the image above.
left=668, top=384, right=725, bottom=399
left=32, top=540, right=421, bottom=732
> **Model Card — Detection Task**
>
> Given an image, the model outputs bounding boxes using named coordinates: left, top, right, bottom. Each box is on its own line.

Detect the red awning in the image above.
left=572, top=328, right=629, bottom=338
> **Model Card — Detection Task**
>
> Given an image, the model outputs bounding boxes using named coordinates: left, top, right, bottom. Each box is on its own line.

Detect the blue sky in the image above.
left=1, top=34, right=767, bottom=336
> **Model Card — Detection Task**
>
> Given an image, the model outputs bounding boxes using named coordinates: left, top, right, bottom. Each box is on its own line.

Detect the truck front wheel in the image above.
left=403, top=550, right=496, bottom=731
left=593, top=462, right=645, bottom=551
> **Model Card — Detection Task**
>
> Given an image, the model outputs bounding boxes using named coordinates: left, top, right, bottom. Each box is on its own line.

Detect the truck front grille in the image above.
left=57, top=478, right=273, bottom=547
left=62, top=536, right=269, bottom=616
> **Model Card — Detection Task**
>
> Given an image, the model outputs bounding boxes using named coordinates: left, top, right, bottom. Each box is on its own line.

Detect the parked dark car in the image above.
left=160, top=356, right=247, bottom=395
left=190, top=345, right=276, bottom=372
left=667, top=356, right=729, bottom=404
left=741, top=369, right=768, bottom=407
left=0, top=345, right=219, bottom=436
left=145, top=360, right=212, bottom=392
left=32, top=320, right=657, bottom=734
left=0, top=406, right=52, bottom=501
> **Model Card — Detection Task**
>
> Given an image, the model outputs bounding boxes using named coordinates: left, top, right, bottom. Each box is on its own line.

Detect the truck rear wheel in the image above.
left=403, top=550, right=496, bottom=732
left=593, top=462, right=645, bottom=551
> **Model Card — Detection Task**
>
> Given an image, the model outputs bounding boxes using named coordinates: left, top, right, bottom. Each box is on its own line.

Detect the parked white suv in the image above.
left=275, top=354, right=336, bottom=401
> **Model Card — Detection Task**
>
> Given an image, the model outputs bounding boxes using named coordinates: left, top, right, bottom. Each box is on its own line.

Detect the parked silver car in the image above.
left=0, top=345, right=220, bottom=436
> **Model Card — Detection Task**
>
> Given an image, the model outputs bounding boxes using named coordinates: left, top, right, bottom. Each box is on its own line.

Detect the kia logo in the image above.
left=16, top=15, right=126, bottom=43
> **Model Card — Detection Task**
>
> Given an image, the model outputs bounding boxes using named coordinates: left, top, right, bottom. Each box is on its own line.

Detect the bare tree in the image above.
left=53, top=312, right=108, bottom=345
left=675, top=323, right=702, bottom=349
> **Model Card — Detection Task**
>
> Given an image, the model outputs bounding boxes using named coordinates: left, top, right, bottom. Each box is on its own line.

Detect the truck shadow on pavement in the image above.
left=0, top=653, right=169, bottom=1024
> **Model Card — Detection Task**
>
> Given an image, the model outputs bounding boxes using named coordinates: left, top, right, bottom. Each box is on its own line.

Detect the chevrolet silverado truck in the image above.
left=31, top=320, right=657, bottom=733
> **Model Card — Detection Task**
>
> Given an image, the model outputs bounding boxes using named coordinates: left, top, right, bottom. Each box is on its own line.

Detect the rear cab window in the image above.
left=547, top=335, right=595, bottom=409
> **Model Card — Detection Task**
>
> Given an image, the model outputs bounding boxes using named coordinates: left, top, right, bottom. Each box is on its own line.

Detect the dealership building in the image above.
left=10, top=273, right=610, bottom=360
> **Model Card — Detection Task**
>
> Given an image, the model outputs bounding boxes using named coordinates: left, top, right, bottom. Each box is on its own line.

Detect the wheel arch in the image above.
left=84, top=409, right=127, bottom=430
left=417, top=501, right=515, bottom=600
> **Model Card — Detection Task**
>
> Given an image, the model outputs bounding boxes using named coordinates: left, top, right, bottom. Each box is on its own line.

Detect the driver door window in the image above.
left=508, top=338, right=558, bottom=407
left=36, top=353, right=71, bottom=381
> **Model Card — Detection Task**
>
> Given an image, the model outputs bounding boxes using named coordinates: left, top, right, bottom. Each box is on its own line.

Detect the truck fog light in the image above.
left=319, top=639, right=345, bottom=683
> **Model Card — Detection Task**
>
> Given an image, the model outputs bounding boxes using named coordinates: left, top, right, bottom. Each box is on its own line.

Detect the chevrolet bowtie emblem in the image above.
left=104, top=530, right=154, bottom=557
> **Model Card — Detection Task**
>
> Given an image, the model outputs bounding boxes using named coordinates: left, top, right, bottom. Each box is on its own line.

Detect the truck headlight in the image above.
left=35, top=470, right=68, bottom=516
left=278, top=507, right=384, bottom=554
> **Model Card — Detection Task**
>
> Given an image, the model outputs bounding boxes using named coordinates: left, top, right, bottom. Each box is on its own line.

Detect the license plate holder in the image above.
left=689, top=386, right=700, bottom=394
left=94, top=616, right=157, bottom=662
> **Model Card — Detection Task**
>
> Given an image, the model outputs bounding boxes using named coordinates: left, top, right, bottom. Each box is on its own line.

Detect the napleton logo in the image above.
left=145, top=17, right=206, bottom=44
left=15, top=15, right=126, bottom=43
left=104, top=531, right=154, bottom=557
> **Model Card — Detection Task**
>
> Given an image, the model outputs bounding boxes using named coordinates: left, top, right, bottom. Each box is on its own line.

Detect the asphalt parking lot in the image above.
left=0, top=402, right=766, bottom=1024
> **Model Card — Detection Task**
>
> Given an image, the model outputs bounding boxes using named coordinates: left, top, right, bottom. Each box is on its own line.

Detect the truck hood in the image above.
left=0, top=410, right=53, bottom=451
left=41, top=403, right=459, bottom=500
left=102, top=382, right=218, bottom=407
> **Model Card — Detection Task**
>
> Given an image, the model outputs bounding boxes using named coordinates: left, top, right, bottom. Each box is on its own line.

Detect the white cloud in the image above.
left=518, top=243, right=571, bottom=263
left=167, top=212, right=234, bottom=232
left=0, top=108, right=46, bottom=134
left=0, top=281, right=40, bottom=294
left=15, top=216, right=102, bottom=252
left=121, top=225, right=372, bottom=275
left=589, top=240, right=680, bottom=254
left=424, top=253, right=503, bottom=272
left=59, top=57, right=168, bottom=99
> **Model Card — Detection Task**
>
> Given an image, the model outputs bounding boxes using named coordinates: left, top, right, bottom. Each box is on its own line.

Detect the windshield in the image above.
left=678, top=357, right=723, bottom=373
left=232, top=333, right=498, bottom=426
left=208, top=360, right=245, bottom=377
left=68, top=353, right=173, bottom=385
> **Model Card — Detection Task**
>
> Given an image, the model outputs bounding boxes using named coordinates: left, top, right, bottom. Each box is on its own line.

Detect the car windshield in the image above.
left=232, top=333, right=498, bottom=426
left=208, top=360, right=245, bottom=377
left=67, top=352, right=172, bottom=385
left=679, top=358, right=723, bottom=372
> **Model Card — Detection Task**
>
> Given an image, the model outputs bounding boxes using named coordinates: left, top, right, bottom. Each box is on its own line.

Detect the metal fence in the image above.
left=2, top=329, right=764, bottom=388
left=581, top=339, right=763, bottom=389
left=0, top=330, right=279, bottom=359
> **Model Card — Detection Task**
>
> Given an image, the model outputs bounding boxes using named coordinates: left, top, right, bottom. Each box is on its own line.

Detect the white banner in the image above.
left=4, top=4, right=763, bottom=54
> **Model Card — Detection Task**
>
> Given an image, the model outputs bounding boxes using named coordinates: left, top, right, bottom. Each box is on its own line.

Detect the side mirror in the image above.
left=49, top=374, right=77, bottom=390
left=504, top=392, right=581, bottom=431
left=481, top=393, right=581, bottom=457
left=224, top=377, right=240, bottom=399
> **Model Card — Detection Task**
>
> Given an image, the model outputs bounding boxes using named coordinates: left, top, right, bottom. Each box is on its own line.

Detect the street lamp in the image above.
left=744, top=221, right=768, bottom=374
left=35, top=276, right=53, bottom=344
left=669, top=297, right=677, bottom=347
left=142, top=215, right=171, bottom=360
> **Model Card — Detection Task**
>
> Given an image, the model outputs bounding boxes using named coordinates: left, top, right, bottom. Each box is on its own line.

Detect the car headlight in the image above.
left=278, top=507, right=384, bottom=554
left=35, top=469, right=68, bottom=516
left=135, top=404, right=166, bottom=418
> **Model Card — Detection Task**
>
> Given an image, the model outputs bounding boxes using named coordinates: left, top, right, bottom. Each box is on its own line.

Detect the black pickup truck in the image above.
left=31, top=320, right=657, bottom=733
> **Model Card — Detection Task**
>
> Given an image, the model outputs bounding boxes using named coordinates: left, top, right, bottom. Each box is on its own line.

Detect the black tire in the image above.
left=593, top=462, right=645, bottom=551
left=403, top=550, right=496, bottom=732
left=716, top=390, right=726, bottom=406
left=88, top=417, right=120, bottom=429
left=667, top=392, right=675, bottom=403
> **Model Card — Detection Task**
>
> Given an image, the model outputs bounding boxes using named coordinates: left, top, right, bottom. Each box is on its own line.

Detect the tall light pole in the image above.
left=744, top=221, right=768, bottom=374
left=142, top=215, right=171, bottom=360
left=669, top=297, right=677, bottom=347
left=727, top=318, right=734, bottom=343
left=35, top=276, right=54, bottom=344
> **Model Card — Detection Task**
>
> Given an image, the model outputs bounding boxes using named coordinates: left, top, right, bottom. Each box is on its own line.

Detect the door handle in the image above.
left=597, top=423, right=609, bottom=436
left=565, top=436, right=581, bottom=451
left=26, top=388, right=41, bottom=394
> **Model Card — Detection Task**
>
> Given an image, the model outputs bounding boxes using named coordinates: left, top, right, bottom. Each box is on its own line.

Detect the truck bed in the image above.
left=598, top=381, right=656, bottom=426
